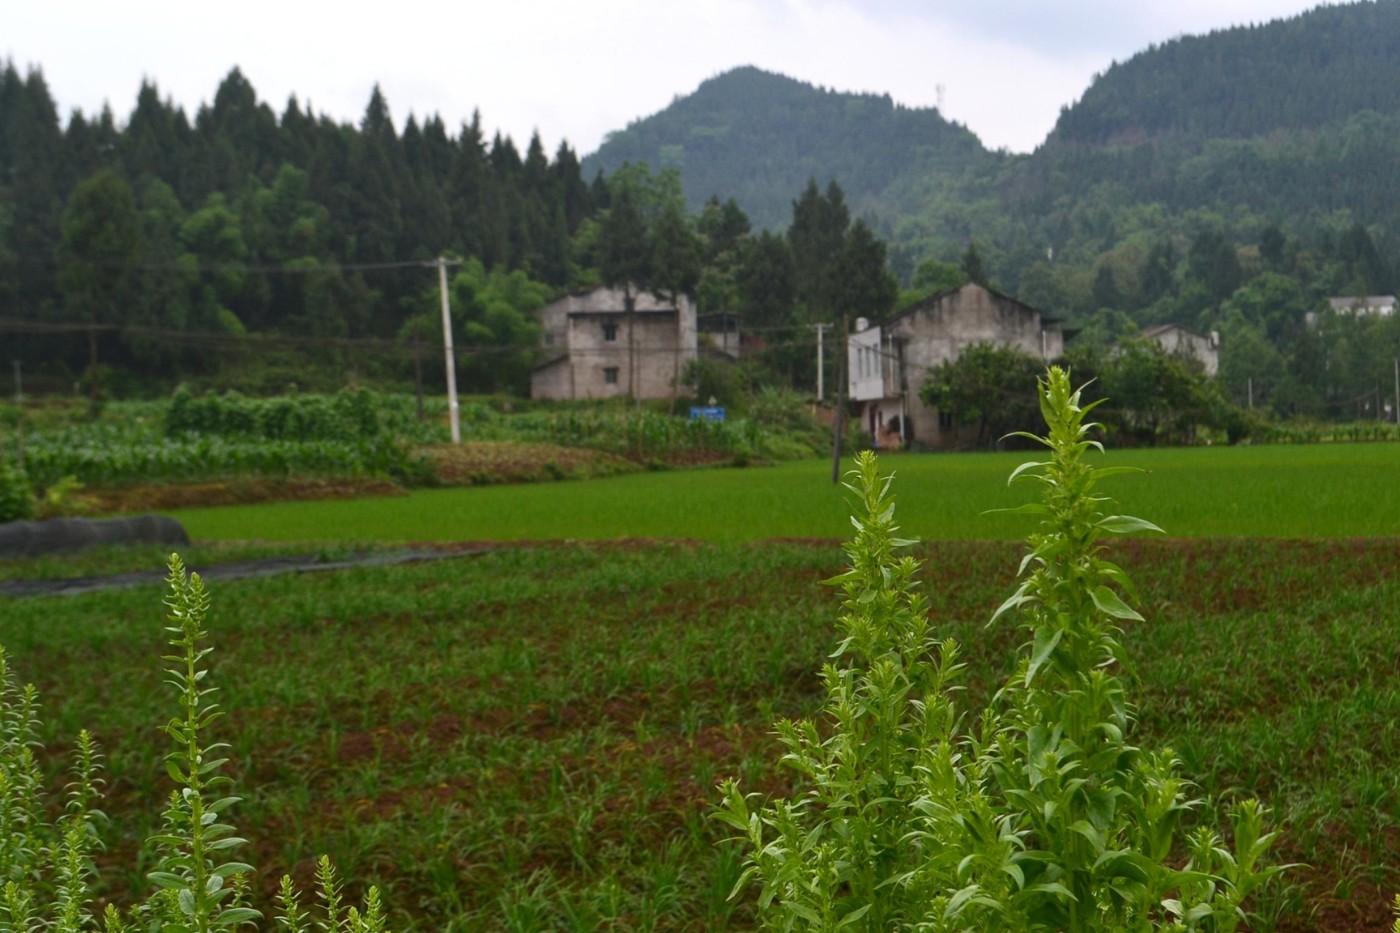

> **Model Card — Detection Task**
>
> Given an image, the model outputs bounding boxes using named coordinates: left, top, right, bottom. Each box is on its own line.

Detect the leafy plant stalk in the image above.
left=718, top=366, right=1290, bottom=932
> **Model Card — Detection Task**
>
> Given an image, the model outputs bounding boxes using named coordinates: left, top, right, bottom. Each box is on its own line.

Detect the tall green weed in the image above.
left=718, top=367, right=1288, bottom=931
left=0, top=555, right=387, bottom=932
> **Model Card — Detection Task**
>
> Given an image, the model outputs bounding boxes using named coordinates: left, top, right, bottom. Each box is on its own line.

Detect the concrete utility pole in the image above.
left=830, top=316, right=848, bottom=485
left=434, top=257, right=462, bottom=443
left=811, top=323, right=832, bottom=400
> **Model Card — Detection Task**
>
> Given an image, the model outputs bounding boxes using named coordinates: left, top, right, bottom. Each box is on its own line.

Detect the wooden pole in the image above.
left=87, top=326, right=99, bottom=406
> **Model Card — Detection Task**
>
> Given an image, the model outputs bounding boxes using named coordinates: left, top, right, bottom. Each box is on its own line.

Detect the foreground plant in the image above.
left=718, top=367, right=1288, bottom=931
left=0, top=554, right=389, bottom=932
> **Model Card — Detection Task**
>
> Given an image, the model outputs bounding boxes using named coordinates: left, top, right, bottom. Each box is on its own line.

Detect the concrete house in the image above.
left=531, top=286, right=697, bottom=401
left=848, top=283, right=1065, bottom=449
left=1326, top=295, right=1397, bottom=317
left=1137, top=323, right=1219, bottom=377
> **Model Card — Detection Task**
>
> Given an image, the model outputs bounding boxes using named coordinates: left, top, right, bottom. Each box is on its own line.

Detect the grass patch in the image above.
left=1, top=537, right=1396, bottom=930
left=168, top=443, right=1400, bottom=544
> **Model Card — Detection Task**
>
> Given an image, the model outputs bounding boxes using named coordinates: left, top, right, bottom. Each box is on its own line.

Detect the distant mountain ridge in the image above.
left=583, top=2, right=1400, bottom=289
left=1051, top=1, right=1400, bottom=147
left=583, top=66, right=993, bottom=231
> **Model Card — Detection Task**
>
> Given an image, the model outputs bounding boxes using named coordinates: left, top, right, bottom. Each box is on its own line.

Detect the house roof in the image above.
left=881, top=282, right=1058, bottom=328
left=1139, top=323, right=1210, bottom=341
left=1327, top=295, right=1397, bottom=310
left=566, top=308, right=678, bottom=318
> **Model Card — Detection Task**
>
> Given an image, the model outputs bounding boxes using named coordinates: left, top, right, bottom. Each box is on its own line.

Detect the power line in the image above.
left=0, top=316, right=828, bottom=359
left=6, top=254, right=437, bottom=274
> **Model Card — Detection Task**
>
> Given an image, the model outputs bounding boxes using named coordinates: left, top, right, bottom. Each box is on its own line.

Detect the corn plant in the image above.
left=717, top=367, right=1289, bottom=932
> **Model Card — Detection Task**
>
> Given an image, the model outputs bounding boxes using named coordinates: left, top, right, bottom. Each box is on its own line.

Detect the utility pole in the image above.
left=830, top=316, right=848, bottom=485
left=811, top=323, right=832, bottom=400
left=433, top=256, right=462, bottom=444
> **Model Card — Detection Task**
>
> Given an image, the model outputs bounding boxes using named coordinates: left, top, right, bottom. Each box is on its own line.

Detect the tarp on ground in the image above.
left=0, top=515, right=190, bottom=558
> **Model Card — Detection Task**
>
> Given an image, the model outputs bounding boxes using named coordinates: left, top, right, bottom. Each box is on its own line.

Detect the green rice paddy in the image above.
left=169, top=443, right=1400, bottom=544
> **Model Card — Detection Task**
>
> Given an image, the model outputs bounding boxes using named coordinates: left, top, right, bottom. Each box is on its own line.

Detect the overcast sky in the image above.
left=8, top=0, right=1328, bottom=156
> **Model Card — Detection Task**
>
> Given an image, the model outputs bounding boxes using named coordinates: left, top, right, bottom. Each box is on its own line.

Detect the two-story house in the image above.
left=531, top=286, right=698, bottom=401
left=848, top=283, right=1065, bottom=449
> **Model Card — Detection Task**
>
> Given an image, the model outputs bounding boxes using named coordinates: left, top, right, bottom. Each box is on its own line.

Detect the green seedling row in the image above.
left=1, top=535, right=1396, bottom=930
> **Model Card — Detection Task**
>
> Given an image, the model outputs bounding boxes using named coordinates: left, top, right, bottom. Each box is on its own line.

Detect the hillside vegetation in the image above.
left=584, top=66, right=995, bottom=233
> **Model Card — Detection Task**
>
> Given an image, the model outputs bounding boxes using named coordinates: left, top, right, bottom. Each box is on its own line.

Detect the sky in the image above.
left=7, top=0, right=1329, bottom=157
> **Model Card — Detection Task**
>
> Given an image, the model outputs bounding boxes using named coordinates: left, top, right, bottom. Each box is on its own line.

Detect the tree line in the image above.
left=0, top=62, right=903, bottom=398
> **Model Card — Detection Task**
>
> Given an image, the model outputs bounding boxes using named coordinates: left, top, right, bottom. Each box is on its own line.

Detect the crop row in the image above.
left=1259, top=419, right=1400, bottom=444
left=18, top=424, right=415, bottom=489
left=165, top=385, right=447, bottom=445
left=460, top=404, right=822, bottom=461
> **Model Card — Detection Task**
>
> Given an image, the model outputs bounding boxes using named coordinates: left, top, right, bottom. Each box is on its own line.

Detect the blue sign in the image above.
left=690, top=406, right=726, bottom=422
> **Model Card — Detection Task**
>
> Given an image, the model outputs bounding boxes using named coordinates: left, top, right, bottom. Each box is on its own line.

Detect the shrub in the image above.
left=0, top=459, right=35, bottom=522
left=718, top=367, right=1288, bottom=931
left=0, top=555, right=386, bottom=932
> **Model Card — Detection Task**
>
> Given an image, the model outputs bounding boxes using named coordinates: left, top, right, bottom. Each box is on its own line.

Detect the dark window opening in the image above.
left=604, top=367, right=620, bottom=385
left=602, top=323, right=618, bottom=341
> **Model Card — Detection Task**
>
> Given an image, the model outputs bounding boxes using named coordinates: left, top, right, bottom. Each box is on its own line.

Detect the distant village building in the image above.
left=848, top=283, right=1065, bottom=450
left=696, top=312, right=742, bottom=360
left=531, top=286, right=697, bottom=401
left=1136, top=323, right=1220, bottom=377
left=1305, top=295, right=1396, bottom=329
left=1326, top=295, right=1397, bottom=317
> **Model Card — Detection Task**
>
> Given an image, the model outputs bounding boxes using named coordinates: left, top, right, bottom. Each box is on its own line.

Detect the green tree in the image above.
left=1100, top=338, right=1218, bottom=444
left=648, top=198, right=701, bottom=305
left=788, top=178, right=849, bottom=322
left=960, top=240, right=988, bottom=286
left=58, top=169, right=141, bottom=324
left=597, top=182, right=649, bottom=304
left=180, top=192, right=248, bottom=334
left=1187, top=228, right=1242, bottom=304
left=919, top=342, right=1044, bottom=447
left=736, top=231, right=796, bottom=329
left=909, top=256, right=965, bottom=295
left=832, top=219, right=897, bottom=320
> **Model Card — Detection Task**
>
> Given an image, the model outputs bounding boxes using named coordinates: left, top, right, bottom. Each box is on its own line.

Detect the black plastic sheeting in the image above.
left=0, top=515, right=190, bottom=558
left=0, top=548, right=493, bottom=599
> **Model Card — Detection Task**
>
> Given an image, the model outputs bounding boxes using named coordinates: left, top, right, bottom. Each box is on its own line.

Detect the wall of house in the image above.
left=890, top=284, right=1062, bottom=449
left=564, top=311, right=695, bottom=399
left=531, top=357, right=573, bottom=400
left=531, top=286, right=697, bottom=401
left=1149, top=327, right=1219, bottom=377
left=848, top=325, right=886, bottom=402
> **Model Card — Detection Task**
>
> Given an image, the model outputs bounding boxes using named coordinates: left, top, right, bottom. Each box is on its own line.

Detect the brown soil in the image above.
left=420, top=440, right=637, bottom=485
left=70, top=441, right=742, bottom=513
left=82, top=477, right=407, bottom=513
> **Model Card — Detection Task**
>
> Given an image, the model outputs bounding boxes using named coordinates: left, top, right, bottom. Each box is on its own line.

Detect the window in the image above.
left=602, top=323, right=618, bottom=341
left=938, top=409, right=954, bottom=430
left=604, top=367, right=620, bottom=385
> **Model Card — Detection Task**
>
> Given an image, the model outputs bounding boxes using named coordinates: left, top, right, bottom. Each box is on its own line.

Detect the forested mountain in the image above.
left=583, top=66, right=995, bottom=233
left=575, top=2, right=1400, bottom=423
left=1052, top=1, right=1400, bottom=145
